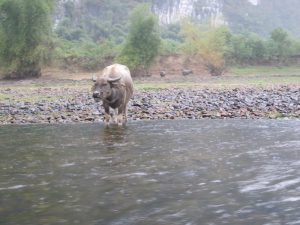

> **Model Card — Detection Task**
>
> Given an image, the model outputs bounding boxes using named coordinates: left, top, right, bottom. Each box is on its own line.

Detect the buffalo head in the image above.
left=92, top=75, right=121, bottom=102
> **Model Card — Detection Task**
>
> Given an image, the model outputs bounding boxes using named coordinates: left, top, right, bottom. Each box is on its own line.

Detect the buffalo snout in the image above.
left=93, top=91, right=100, bottom=98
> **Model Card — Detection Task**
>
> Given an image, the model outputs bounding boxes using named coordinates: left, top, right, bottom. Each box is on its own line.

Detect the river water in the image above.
left=0, top=120, right=300, bottom=225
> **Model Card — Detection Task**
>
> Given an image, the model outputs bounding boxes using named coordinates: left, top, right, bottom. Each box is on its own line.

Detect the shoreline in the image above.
left=1, top=85, right=299, bottom=125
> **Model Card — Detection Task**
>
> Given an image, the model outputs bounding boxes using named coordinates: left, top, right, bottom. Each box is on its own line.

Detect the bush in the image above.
left=54, top=39, right=119, bottom=70
left=180, top=21, right=231, bottom=76
left=267, top=28, right=292, bottom=64
left=160, top=39, right=181, bottom=55
left=161, top=24, right=182, bottom=42
left=230, top=32, right=267, bottom=64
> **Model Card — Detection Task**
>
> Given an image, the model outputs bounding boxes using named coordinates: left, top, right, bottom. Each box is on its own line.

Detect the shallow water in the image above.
left=0, top=120, right=300, bottom=225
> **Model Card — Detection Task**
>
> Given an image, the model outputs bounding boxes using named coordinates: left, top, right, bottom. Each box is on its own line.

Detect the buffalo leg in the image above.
left=124, top=105, right=128, bottom=123
left=112, top=108, right=118, bottom=124
left=104, top=104, right=110, bottom=126
left=117, top=106, right=124, bottom=126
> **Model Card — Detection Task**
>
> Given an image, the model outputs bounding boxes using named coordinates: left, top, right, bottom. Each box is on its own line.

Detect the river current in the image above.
left=0, top=120, right=300, bottom=225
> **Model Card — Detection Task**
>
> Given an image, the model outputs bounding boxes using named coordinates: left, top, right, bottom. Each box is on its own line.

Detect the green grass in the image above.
left=209, top=75, right=299, bottom=87
left=0, top=85, right=88, bottom=103
left=1, top=75, right=298, bottom=94
left=0, top=93, right=10, bottom=101
left=134, top=81, right=202, bottom=90
left=134, top=75, right=300, bottom=90
left=14, top=94, right=73, bottom=103
left=0, top=66, right=299, bottom=102
left=230, top=65, right=300, bottom=76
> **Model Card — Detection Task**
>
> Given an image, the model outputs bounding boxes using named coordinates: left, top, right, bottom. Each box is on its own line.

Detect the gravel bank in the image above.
left=0, top=86, right=299, bottom=124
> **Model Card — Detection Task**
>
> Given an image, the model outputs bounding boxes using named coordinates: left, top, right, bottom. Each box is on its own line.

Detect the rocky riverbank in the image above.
left=0, top=85, right=299, bottom=124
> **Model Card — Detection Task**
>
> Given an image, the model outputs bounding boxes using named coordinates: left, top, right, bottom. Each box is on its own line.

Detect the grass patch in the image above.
left=267, top=111, right=285, bottom=119
left=0, top=86, right=80, bottom=103
left=0, top=93, right=10, bottom=101
left=211, top=75, right=300, bottom=87
left=134, top=81, right=202, bottom=90
left=0, top=93, right=73, bottom=103
left=0, top=67, right=299, bottom=94
left=15, top=94, right=73, bottom=103
left=230, top=66, right=300, bottom=76
left=135, top=75, right=300, bottom=90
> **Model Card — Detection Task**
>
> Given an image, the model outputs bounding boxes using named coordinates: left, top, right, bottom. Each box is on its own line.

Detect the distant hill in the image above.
left=54, top=0, right=300, bottom=41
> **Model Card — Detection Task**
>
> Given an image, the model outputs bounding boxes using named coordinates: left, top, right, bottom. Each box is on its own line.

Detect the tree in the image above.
left=267, top=27, right=292, bottom=64
left=0, top=0, right=53, bottom=78
left=181, top=21, right=232, bottom=76
left=117, top=4, right=161, bottom=76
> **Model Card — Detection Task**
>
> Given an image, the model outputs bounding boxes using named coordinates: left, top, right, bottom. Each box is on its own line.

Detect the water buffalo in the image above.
left=160, top=70, right=166, bottom=77
left=92, top=64, right=134, bottom=126
left=182, top=69, right=193, bottom=76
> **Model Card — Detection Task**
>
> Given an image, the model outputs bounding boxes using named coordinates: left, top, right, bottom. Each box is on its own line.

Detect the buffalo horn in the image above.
left=107, top=76, right=121, bottom=83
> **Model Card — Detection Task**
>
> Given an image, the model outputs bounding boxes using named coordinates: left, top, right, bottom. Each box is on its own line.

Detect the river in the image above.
left=0, top=120, right=300, bottom=225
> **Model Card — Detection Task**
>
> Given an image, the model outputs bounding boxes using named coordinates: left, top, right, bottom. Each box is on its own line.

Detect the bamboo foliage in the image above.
left=0, top=0, right=53, bottom=78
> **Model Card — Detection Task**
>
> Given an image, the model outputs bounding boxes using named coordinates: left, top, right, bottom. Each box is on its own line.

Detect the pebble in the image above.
left=0, top=86, right=299, bottom=124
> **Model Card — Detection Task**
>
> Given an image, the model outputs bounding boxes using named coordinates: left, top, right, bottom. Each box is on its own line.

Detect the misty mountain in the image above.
left=54, top=0, right=300, bottom=41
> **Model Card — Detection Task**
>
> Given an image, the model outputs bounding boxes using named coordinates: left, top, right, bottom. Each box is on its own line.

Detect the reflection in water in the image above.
left=100, top=125, right=128, bottom=151
left=0, top=120, right=300, bottom=225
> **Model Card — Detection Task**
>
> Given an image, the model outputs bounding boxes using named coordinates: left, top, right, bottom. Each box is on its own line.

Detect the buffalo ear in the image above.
left=107, top=76, right=121, bottom=83
left=107, top=76, right=121, bottom=87
left=92, top=75, right=97, bottom=82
